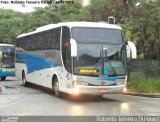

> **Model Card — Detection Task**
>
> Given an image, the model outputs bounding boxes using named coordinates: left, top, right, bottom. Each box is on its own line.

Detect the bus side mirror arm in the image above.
left=70, top=39, right=77, bottom=57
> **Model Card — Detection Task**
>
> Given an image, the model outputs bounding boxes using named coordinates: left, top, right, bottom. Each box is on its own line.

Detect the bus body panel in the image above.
left=16, top=22, right=127, bottom=96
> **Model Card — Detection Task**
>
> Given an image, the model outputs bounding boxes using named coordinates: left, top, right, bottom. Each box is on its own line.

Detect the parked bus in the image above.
left=16, top=22, right=136, bottom=97
left=0, top=44, right=15, bottom=80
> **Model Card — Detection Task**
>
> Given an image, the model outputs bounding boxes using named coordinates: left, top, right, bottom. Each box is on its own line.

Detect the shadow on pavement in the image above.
left=22, top=82, right=123, bottom=103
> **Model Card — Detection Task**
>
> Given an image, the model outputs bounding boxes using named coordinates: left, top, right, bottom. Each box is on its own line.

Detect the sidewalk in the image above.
left=124, top=92, right=160, bottom=98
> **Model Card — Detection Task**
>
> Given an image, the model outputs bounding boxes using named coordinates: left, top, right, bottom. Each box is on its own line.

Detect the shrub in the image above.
left=127, top=76, right=160, bottom=93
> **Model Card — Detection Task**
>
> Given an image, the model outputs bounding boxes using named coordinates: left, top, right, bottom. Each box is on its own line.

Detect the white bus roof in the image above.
left=0, top=44, right=14, bottom=47
left=17, top=21, right=122, bottom=38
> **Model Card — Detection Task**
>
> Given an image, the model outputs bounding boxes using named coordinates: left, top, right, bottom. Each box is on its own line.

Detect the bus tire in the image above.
left=1, top=77, right=6, bottom=80
left=52, top=76, right=61, bottom=97
left=22, top=71, right=28, bottom=87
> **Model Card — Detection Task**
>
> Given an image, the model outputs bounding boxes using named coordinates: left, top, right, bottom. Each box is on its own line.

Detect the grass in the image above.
left=127, top=76, right=160, bottom=94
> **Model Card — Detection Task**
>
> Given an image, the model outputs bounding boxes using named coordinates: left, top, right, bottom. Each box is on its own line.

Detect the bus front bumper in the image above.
left=71, top=85, right=126, bottom=95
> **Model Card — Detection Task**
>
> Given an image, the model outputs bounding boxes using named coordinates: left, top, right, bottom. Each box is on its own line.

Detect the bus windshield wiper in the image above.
left=103, top=48, right=117, bottom=76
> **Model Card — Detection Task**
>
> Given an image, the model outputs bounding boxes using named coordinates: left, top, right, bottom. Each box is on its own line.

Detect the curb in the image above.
left=124, top=92, right=160, bottom=98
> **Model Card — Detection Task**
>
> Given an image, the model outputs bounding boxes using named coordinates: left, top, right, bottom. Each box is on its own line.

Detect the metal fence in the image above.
left=127, top=59, right=160, bottom=79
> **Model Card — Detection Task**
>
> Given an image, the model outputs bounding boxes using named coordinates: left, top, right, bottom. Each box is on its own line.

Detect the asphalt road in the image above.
left=0, top=77, right=160, bottom=116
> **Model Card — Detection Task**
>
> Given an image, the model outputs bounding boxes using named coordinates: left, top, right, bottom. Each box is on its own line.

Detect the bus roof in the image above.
left=17, top=21, right=122, bottom=38
left=0, top=44, right=14, bottom=47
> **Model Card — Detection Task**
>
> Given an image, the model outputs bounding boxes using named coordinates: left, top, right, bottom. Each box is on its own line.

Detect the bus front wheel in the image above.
left=52, top=77, right=61, bottom=97
left=1, top=77, right=6, bottom=80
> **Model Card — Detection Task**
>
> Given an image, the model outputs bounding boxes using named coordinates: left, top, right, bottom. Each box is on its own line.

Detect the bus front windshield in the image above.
left=72, top=27, right=127, bottom=77
left=0, top=46, right=15, bottom=68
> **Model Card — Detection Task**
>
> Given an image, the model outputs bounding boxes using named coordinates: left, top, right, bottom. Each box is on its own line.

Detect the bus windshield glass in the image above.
left=72, top=27, right=123, bottom=44
left=71, top=27, right=126, bottom=77
left=0, top=46, right=15, bottom=68
left=73, top=44, right=126, bottom=77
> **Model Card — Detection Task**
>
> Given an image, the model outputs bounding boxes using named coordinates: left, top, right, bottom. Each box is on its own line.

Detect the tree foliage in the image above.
left=0, top=9, right=23, bottom=44
left=0, top=0, right=159, bottom=59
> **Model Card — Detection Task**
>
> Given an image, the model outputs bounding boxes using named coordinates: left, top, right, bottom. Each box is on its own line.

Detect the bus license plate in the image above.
left=99, top=89, right=108, bottom=93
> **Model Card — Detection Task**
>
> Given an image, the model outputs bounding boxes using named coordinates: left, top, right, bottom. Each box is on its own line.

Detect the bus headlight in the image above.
left=116, top=80, right=125, bottom=85
left=72, top=81, right=88, bottom=86
left=77, top=81, right=88, bottom=86
left=72, top=81, right=77, bottom=86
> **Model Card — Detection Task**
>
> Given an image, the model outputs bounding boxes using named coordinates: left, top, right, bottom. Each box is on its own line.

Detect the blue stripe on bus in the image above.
left=16, top=53, right=59, bottom=74
left=16, top=54, right=25, bottom=63
left=97, top=76, right=125, bottom=81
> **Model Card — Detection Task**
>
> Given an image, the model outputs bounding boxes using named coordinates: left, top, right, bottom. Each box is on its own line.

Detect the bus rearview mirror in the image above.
left=70, top=39, right=77, bottom=57
left=0, top=51, right=2, bottom=59
left=126, top=41, right=137, bottom=59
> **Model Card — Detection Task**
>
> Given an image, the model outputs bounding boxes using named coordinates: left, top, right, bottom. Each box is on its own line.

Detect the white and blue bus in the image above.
left=0, top=44, right=15, bottom=80
left=16, top=22, right=136, bottom=97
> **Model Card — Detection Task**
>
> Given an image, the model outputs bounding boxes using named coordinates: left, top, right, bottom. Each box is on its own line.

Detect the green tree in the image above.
left=0, top=0, right=159, bottom=60
left=125, top=0, right=160, bottom=59
left=0, top=9, right=23, bottom=44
